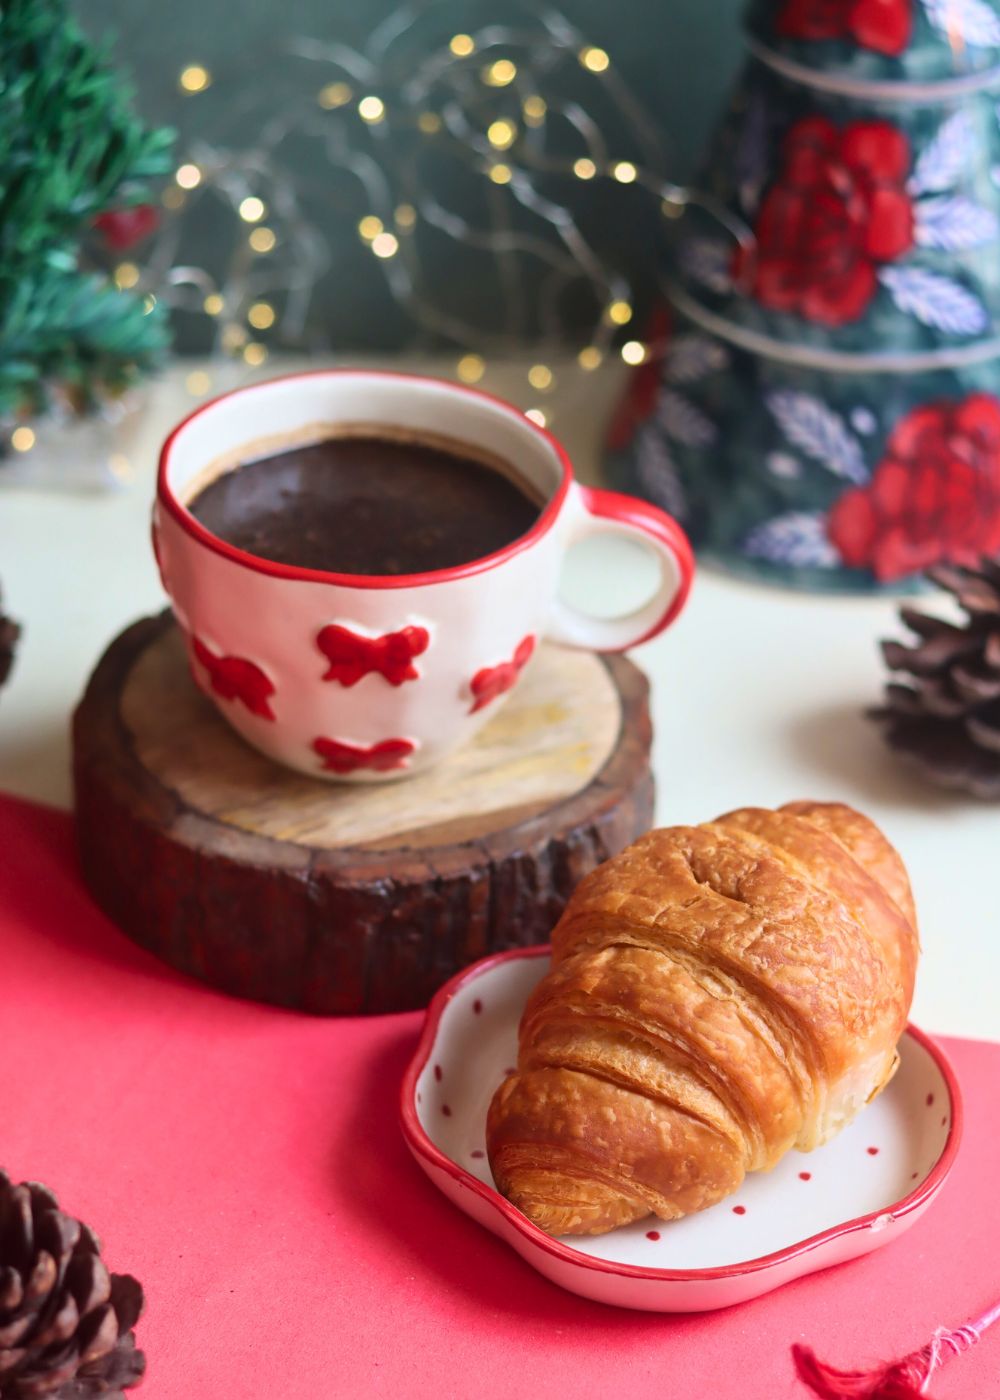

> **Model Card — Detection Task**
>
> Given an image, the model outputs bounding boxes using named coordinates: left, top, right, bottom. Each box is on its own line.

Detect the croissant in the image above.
left=486, top=801, right=918, bottom=1237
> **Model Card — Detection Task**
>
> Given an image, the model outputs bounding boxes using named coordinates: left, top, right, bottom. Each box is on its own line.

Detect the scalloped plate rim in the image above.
left=399, top=944, right=963, bottom=1296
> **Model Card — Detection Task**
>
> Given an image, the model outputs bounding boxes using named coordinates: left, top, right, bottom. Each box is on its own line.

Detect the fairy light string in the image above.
left=121, top=7, right=752, bottom=424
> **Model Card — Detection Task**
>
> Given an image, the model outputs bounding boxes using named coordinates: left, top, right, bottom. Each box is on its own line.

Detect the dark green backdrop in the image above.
left=79, top=0, right=746, bottom=351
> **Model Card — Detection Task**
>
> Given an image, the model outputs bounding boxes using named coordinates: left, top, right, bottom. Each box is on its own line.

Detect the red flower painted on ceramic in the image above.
left=312, top=736, right=416, bottom=774
left=94, top=204, right=160, bottom=251
left=777, top=0, right=913, bottom=55
left=827, top=394, right=1000, bottom=581
left=741, top=117, right=915, bottom=326
left=191, top=636, right=276, bottom=720
left=469, top=635, right=536, bottom=714
left=316, top=623, right=430, bottom=687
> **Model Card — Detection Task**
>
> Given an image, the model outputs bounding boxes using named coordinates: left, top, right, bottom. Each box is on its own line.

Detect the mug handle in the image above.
left=545, top=485, right=694, bottom=653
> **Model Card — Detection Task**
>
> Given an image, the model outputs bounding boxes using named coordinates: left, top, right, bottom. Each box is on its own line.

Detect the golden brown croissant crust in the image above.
left=486, top=801, right=918, bottom=1237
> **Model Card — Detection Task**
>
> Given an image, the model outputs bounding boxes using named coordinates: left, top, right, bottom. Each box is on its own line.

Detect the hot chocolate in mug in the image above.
left=153, top=369, right=694, bottom=781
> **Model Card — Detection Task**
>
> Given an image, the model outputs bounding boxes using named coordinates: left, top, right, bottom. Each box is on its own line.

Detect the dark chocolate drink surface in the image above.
left=187, top=433, right=542, bottom=575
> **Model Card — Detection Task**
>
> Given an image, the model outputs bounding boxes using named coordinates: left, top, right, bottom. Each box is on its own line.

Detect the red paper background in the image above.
left=2, top=794, right=999, bottom=1399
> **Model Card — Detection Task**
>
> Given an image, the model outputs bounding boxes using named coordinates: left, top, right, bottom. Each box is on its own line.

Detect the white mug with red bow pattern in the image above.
left=153, top=370, right=694, bottom=781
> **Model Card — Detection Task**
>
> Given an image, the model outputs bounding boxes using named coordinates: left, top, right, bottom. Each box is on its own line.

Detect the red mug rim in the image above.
left=156, top=368, right=575, bottom=591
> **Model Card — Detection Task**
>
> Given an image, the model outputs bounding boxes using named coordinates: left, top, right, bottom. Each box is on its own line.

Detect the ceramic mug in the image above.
left=153, top=369, right=694, bottom=781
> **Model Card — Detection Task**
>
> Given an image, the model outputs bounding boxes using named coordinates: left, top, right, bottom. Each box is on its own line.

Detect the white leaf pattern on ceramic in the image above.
left=907, top=110, right=975, bottom=196
left=879, top=266, right=989, bottom=335
left=915, top=195, right=999, bottom=249
left=678, top=237, right=733, bottom=294
left=657, top=389, right=717, bottom=447
left=743, top=512, right=839, bottom=568
left=766, top=452, right=803, bottom=480
left=765, top=391, right=869, bottom=483
left=923, top=0, right=1000, bottom=47
left=666, top=334, right=729, bottom=384
left=635, top=429, right=688, bottom=520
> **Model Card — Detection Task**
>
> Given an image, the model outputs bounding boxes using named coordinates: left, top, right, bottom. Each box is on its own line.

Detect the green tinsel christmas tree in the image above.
left=0, top=0, right=174, bottom=437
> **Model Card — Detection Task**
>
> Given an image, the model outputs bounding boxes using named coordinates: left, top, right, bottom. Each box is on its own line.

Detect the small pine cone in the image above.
left=0, top=1171, right=145, bottom=1399
left=0, top=588, right=19, bottom=692
left=871, top=558, right=1000, bottom=799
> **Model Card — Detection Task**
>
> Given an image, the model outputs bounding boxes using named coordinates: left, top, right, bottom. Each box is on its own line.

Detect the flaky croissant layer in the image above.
left=486, top=801, right=918, bottom=1236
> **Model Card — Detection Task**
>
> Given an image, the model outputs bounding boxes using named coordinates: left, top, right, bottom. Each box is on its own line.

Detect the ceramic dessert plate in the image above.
left=400, top=946, right=962, bottom=1312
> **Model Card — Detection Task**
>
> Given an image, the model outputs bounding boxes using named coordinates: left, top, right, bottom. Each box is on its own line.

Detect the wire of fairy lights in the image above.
left=124, top=6, right=750, bottom=429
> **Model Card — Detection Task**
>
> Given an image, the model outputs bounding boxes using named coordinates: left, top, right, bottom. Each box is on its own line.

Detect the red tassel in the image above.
left=792, top=1298, right=1000, bottom=1399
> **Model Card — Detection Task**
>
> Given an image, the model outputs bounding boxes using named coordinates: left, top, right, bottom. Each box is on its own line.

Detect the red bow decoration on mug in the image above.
left=469, top=635, right=536, bottom=713
left=191, top=636, right=276, bottom=720
left=317, top=624, right=430, bottom=688
left=313, top=736, right=416, bottom=774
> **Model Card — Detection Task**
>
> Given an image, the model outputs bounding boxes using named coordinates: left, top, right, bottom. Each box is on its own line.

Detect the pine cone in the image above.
left=0, top=1171, right=145, bottom=1399
left=0, top=588, right=19, bottom=692
left=871, top=559, right=1000, bottom=799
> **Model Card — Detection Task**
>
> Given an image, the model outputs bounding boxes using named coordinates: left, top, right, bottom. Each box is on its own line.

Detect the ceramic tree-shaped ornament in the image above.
left=613, top=0, right=1000, bottom=591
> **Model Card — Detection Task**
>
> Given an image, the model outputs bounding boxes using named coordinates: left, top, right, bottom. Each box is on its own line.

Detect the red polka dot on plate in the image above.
left=471, top=1150, right=485, bottom=1160
left=504, top=1067, right=517, bottom=1077
left=941, top=1116, right=947, bottom=1126
left=732, top=1205, right=746, bottom=1216
left=441, top=1104, right=452, bottom=1117
left=867, top=1147, right=879, bottom=1156
left=911, top=1172, right=919, bottom=1180
left=926, top=1092, right=935, bottom=1107
left=798, top=1171, right=811, bottom=1181
left=434, top=1065, right=442, bottom=1082
left=416, top=1092, right=422, bottom=1104
left=473, top=999, right=483, bottom=1014
left=646, top=1230, right=661, bottom=1241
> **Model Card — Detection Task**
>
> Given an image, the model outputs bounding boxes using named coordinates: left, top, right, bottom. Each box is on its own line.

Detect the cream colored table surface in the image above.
left=0, top=357, right=995, bottom=1039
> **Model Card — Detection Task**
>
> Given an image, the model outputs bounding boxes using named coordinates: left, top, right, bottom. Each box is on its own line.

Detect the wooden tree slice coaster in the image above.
left=73, top=612, right=654, bottom=1015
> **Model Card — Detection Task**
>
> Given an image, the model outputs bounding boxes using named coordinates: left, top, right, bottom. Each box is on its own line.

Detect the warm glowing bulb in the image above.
left=358, top=215, right=384, bottom=241
left=621, top=340, right=646, bottom=365
left=175, top=163, right=202, bottom=189
left=249, top=227, right=276, bottom=253
left=522, top=95, right=546, bottom=125
left=113, top=263, right=140, bottom=290
left=203, top=293, right=224, bottom=316
left=578, top=346, right=602, bottom=370
left=573, top=158, right=596, bottom=180
left=109, top=454, right=133, bottom=482
left=482, top=59, right=517, bottom=86
left=179, top=64, right=211, bottom=92
left=449, top=33, right=475, bottom=56
left=185, top=370, right=212, bottom=396
left=371, top=232, right=399, bottom=258
left=489, top=163, right=512, bottom=185
left=525, top=408, right=547, bottom=426
left=318, top=81, right=352, bottom=109
left=607, top=300, right=633, bottom=326
left=457, top=354, right=486, bottom=383
left=248, top=301, right=276, bottom=329
left=613, top=161, right=638, bottom=184
left=528, top=364, right=554, bottom=391
left=395, top=203, right=417, bottom=229
left=243, top=343, right=267, bottom=366
left=418, top=111, right=442, bottom=134
left=239, top=196, right=266, bottom=222
left=222, top=324, right=248, bottom=350
left=11, top=427, right=35, bottom=452
left=358, top=95, right=385, bottom=123
left=579, top=46, right=610, bottom=72
left=487, top=119, right=517, bottom=150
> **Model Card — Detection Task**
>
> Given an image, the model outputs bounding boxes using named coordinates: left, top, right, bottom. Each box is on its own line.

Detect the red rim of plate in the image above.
left=399, top=944, right=964, bottom=1284
left=157, top=368, right=575, bottom=591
